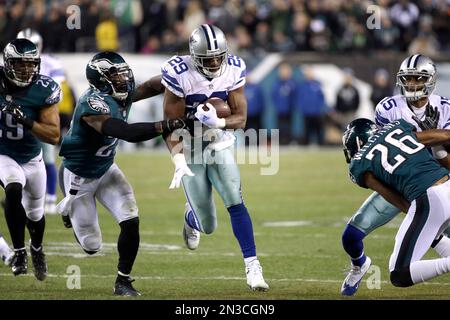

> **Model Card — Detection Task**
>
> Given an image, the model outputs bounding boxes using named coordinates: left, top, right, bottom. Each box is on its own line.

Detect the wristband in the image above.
left=216, top=118, right=226, bottom=129
left=172, top=153, right=187, bottom=167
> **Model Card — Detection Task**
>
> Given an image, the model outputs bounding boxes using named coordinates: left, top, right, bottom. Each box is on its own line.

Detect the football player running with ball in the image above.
left=161, top=24, right=269, bottom=291
left=0, top=39, right=61, bottom=280
left=341, top=55, right=450, bottom=296
left=343, top=118, right=450, bottom=289
left=57, top=52, right=187, bottom=296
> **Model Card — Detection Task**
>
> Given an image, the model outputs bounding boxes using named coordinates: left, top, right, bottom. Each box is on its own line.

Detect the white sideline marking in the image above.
left=263, top=221, right=313, bottom=227
left=20, top=241, right=342, bottom=259
left=46, top=242, right=181, bottom=251
left=0, top=272, right=449, bottom=286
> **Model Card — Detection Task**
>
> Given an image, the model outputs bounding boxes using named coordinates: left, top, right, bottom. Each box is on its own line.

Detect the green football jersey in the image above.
left=59, top=88, right=131, bottom=179
left=350, top=119, right=449, bottom=202
left=0, top=67, right=61, bottom=164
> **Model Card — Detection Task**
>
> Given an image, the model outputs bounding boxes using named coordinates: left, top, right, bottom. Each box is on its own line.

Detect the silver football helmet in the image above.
left=396, top=54, right=436, bottom=102
left=189, top=24, right=228, bottom=78
left=17, top=28, right=43, bottom=53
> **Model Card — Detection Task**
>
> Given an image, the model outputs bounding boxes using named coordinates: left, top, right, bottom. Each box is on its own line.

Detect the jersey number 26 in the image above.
left=365, top=129, right=424, bottom=173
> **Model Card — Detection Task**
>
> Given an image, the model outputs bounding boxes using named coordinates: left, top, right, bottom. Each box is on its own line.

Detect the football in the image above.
left=203, top=97, right=231, bottom=118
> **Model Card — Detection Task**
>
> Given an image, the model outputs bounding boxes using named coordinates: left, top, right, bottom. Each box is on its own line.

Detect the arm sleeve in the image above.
left=101, top=118, right=162, bottom=143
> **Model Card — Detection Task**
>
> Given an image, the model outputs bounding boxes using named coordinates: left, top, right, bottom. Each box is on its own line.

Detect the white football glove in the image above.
left=195, top=103, right=226, bottom=129
left=169, top=154, right=195, bottom=189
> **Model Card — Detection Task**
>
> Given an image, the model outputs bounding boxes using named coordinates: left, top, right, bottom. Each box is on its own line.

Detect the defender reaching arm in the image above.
left=132, top=74, right=164, bottom=102
left=83, top=113, right=186, bottom=143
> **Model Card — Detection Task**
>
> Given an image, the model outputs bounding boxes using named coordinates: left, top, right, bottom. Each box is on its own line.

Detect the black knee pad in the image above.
left=390, top=268, right=414, bottom=287
left=5, top=183, right=23, bottom=203
left=120, top=217, right=139, bottom=233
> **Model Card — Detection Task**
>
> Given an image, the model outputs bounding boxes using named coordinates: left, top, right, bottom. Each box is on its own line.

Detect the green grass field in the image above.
left=0, top=148, right=449, bottom=300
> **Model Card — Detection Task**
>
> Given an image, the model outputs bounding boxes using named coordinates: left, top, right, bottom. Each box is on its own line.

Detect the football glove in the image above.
left=161, top=117, right=190, bottom=134
left=194, top=104, right=226, bottom=129
left=412, top=104, right=440, bottom=131
left=1, top=102, right=34, bottom=129
left=169, top=153, right=194, bottom=189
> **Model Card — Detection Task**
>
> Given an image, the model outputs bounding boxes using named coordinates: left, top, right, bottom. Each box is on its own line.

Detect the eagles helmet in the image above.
left=3, top=38, right=40, bottom=87
left=86, top=52, right=134, bottom=101
left=17, top=28, right=43, bottom=53
left=396, top=54, right=436, bottom=102
left=342, top=118, right=378, bottom=163
left=189, top=24, right=228, bottom=78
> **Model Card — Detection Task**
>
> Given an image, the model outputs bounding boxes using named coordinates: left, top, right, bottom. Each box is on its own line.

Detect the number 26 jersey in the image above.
left=349, top=119, right=449, bottom=202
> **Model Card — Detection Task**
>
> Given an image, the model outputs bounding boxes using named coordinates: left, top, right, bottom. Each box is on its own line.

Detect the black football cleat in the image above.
left=113, top=275, right=141, bottom=297
left=11, top=249, right=28, bottom=276
left=30, top=245, right=48, bottom=281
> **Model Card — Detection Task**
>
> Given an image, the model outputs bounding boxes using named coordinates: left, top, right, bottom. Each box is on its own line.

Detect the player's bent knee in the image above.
left=202, top=224, right=216, bottom=235
left=82, top=248, right=99, bottom=255
left=80, top=234, right=102, bottom=254
left=200, top=217, right=217, bottom=234
left=390, top=268, right=414, bottom=287
left=26, top=208, right=44, bottom=222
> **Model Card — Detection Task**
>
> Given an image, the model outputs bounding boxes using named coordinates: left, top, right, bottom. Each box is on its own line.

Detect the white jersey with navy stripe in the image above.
left=375, top=94, right=450, bottom=159
left=161, top=54, right=246, bottom=149
left=375, top=94, right=450, bottom=131
left=40, top=54, right=65, bottom=86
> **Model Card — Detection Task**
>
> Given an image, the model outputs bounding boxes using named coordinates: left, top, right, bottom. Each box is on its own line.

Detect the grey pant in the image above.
left=182, top=146, right=243, bottom=234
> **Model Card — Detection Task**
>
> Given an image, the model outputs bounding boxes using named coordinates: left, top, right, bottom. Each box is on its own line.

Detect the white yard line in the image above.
left=0, top=272, right=448, bottom=286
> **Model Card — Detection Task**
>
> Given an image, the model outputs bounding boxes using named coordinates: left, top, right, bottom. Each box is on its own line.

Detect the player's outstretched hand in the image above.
left=195, top=103, right=222, bottom=128
left=162, top=117, right=191, bottom=134
left=169, top=154, right=195, bottom=189
left=412, top=105, right=440, bottom=131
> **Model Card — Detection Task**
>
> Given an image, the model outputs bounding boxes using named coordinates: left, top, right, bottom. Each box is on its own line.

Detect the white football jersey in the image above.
left=40, top=54, right=65, bottom=86
left=375, top=94, right=450, bottom=131
left=375, top=94, right=450, bottom=158
left=161, top=54, right=246, bottom=150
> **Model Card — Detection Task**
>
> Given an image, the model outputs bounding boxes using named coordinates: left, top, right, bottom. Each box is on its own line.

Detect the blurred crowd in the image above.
left=0, top=0, right=449, bottom=57
left=0, top=0, right=446, bottom=146
left=245, top=64, right=395, bottom=146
